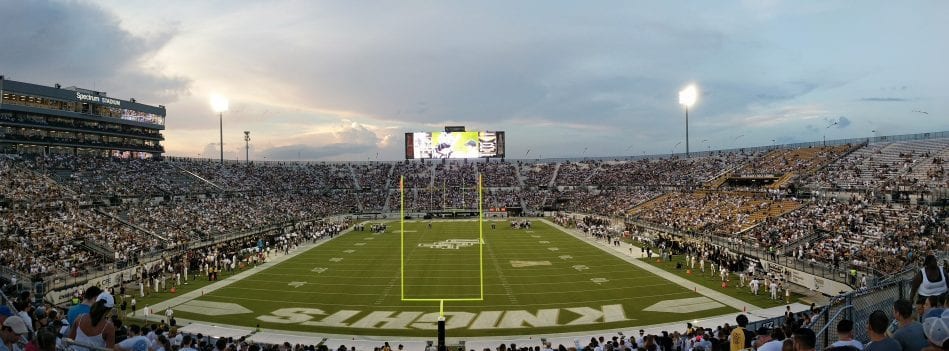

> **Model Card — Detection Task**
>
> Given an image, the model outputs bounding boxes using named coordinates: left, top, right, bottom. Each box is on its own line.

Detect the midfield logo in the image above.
left=417, top=239, right=480, bottom=250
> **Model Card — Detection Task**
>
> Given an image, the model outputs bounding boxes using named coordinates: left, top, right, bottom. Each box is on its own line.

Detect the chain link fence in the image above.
left=809, top=267, right=917, bottom=350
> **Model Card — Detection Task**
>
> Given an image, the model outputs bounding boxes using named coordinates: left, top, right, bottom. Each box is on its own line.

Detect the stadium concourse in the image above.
left=0, top=132, right=948, bottom=351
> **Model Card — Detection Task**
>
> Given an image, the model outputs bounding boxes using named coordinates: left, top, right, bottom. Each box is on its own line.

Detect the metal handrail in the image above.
left=62, top=338, right=112, bottom=351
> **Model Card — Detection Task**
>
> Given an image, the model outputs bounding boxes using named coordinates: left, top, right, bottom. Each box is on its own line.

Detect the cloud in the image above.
left=836, top=116, right=851, bottom=128
left=260, top=143, right=376, bottom=161
left=256, top=121, right=386, bottom=161
left=0, top=0, right=191, bottom=103
left=200, top=143, right=239, bottom=160
left=860, top=97, right=908, bottom=102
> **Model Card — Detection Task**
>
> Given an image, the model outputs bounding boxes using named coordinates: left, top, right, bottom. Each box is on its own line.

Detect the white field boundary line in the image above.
left=165, top=300, right=810, bottom=346
left=538, top=219, right=762, bottom=311
left=183, top=290, right=695, bottom=309
left=130, top=225, right=358, bottom=319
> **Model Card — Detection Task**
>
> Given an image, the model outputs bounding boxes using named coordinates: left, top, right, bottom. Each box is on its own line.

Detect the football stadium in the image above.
left=1, top=2, right=949, bottom=351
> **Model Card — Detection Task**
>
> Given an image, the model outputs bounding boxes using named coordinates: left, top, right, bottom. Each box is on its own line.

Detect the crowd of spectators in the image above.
left=433, top=162, right=477, bottom=188
left=391, top=162, right=432, bottom=189
left=555, top=188, right=661, bottom=217
left=555, top=161, right=598, bottom=186
left=0, top=156, right=74, bottom=206
left=737, top=145, right=851, bottom=177
left=629, top=191, right=800, bottom=236
left=479, top=161, right=519, bottom=187
left=520, top=163, right=555, bottom=187
left=805, top=139, right=949, bottom=191
left=2, top=140, right=947, bottom=288
left=173, top=161, right=355, bottom=192
left=589, top=154, right=756, bottom=188
left=27, top=155, right=212, bottom=197
left=353, top=164, right=391, bottom=190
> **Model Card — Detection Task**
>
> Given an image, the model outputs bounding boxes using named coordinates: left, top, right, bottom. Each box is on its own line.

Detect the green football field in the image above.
left=169, top=220, right=738, bottom=337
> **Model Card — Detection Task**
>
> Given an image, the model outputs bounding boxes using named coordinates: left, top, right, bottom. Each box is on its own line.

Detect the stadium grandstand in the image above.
left=1, top=123, right=947, bottom=350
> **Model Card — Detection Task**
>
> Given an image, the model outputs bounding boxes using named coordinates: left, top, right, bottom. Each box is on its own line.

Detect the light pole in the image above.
left=824, top=121, right=838, bottom=147
left=244, top=131, right=251, bottom=163
left=678, top=84, right=698, bottom=158
left=211, top=95, right=229, bottom=164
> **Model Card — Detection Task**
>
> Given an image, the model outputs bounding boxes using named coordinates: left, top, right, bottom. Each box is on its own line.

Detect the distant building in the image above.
left=0, top=76, right=165, bottom=157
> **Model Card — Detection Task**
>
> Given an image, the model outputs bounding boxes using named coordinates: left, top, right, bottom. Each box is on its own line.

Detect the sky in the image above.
left=1, top=0, right=947, bottom=161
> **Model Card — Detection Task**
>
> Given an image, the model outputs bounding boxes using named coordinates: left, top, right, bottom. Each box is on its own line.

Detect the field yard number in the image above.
left=311, top=267, right=328, bottom=273
left=572, top=265, right=589, bottom=271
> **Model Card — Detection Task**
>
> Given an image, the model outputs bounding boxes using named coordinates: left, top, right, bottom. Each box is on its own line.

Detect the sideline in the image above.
left=537, top=219, right=762, bottom=311
left=132, top=226, right=356, bottom=318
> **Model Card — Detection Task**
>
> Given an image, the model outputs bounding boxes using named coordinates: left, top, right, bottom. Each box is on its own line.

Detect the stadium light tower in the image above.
left=824, top=121, right=838, bottom=146
left=211, top=95, right=229, bottom=164
left=244, top=131, right=251, bottom=163
left=678, top=84, right=698, bottom=158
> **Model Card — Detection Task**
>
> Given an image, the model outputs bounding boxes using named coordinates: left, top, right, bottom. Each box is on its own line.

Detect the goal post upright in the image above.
left=400, top=171, right=484, bottom=303
left=400, top=175, right=404, bottom=300
left=479, top=171, right=484, bottom=300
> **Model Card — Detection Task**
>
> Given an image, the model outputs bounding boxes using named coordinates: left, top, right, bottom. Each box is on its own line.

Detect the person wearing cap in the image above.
left=828, top=319, right=864, bottom=350
left=0, top=306, right=13, bottom=327
left=67, top=287, right=103, bottom=326
left=755, top=326, right=783, bottom=351
left=923, top=312, right=949, bottom=351
left=866, top=310, right=902, bottom=351
left=68, top=292, right=115, bottom=351
left=893, top=299, right=928, bottom=351
left=1, top=316, right=29, bottom=351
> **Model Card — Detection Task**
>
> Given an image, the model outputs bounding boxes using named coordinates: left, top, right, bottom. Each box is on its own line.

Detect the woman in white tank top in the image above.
left=912, top=255, right=949, bottom=306
left=68, top=292, right=116, bottom=351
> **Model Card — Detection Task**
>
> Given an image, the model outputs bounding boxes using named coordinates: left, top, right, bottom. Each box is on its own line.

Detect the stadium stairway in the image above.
left=172, top=164, right=227, bottom=191
left=96, top=208, right=169, bottom=241
left=704, top=168, right=735, bottom=189
left=347, top=164, right=361, bottom=190
left=81, top=238, right=116, bottom=262
left=547, top=163, right=561, bottom=188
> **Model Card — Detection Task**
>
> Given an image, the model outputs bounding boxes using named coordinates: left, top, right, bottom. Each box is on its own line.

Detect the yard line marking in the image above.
left=221, top=281, right=678, bottom=297
left=484, top=240, right=519, bottom=304
left=374, top=276, right=400, bottom=305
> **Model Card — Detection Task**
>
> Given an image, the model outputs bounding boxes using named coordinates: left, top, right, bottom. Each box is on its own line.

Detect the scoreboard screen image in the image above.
left=405, top=131, right=505, bottom=159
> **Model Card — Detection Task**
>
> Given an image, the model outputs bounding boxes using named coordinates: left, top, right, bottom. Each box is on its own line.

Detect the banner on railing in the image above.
left=761, top=261, right=853, bottom=296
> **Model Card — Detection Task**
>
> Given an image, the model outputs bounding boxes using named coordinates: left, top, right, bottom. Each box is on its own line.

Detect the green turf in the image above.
left=165, top=221, right=739, bottom=337
left=638, top=257, right=799, bottom=308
